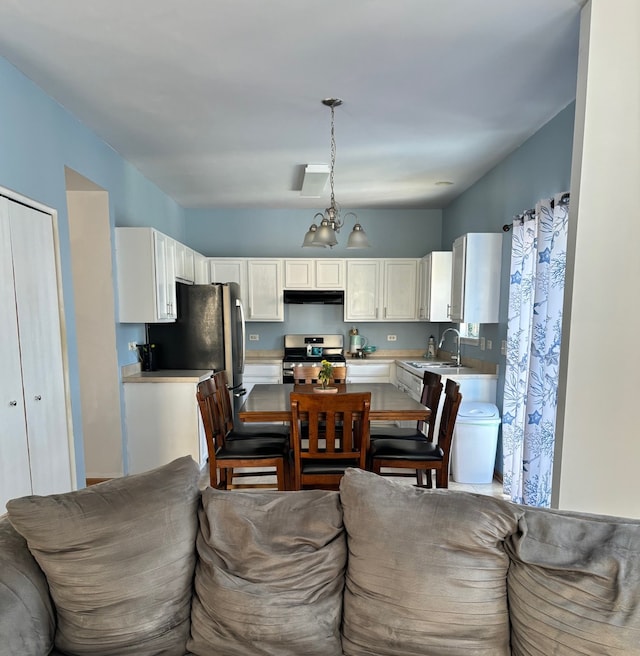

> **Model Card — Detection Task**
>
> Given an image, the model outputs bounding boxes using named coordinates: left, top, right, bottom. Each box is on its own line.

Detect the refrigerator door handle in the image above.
left=237, top=298, right=246, bottom=374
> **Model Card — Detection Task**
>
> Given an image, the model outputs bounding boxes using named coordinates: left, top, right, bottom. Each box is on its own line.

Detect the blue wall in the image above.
left=0, top=57, right=186, bottom=482
left=185, top=208, right=443, bottom=258
left=442, top=102, right=576, bottom=473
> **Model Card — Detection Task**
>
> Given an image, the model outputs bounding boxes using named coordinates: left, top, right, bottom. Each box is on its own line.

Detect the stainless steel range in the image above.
left=282, top=334, right=346, bottom=384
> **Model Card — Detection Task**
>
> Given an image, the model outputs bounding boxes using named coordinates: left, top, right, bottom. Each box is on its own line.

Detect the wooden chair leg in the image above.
left=435, top=467, right=448, bottom=488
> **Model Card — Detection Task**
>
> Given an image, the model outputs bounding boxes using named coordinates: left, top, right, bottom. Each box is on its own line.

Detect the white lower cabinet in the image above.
left=243, top=363, right=282, bottom=396
left=1, top=196, right=74, bottom=510
left=124, top=378, right=208, bottom=474
left=346, top=361, right=393, bottom=383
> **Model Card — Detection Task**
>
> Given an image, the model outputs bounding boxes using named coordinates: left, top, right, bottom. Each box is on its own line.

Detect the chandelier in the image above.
left=302, top=98, right=370, bottom=249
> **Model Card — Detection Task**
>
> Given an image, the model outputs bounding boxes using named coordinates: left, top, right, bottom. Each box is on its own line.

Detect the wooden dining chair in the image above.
left=292, top=365, right=321, bottom=384
left=369, top=379, right=462, bottom=488
left=196, top=375, right=290, bottom=490
left=370, top=370, right=443, bottom=442
left=290, top=391, right=371, bottom=490
left=212, top=370, right=289, bottom=441
left=292, top=364, right=347, bottom=384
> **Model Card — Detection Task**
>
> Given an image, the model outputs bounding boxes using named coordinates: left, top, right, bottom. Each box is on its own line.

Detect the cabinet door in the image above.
left=193, top=252, right=209, bottom=283
left=153, top=232, right=177, bottom=320
left=315, top=259, right=345, bottom=289
left=247, top=259, right=283, bottom=321
left=6, top=200, right=73, bottom=498
left=383, top=259, right=418, bottom=320
left=284, top=259, right=313, bottom=288
left=450, top=236, right=466, bottom=322
left=210, top=258, right=247, bottom=297
left=421, top=252, right=452, bottom=322
left=345, top=260, right=380, bottom=321
left=175, top=242, right=195, bottom=283
left=0, top=200, right=32, bottom=506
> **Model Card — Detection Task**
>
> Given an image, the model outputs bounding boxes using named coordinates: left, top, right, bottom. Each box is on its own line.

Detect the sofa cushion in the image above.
left=506, top=505, right=640, bottom=655
left=0, top=516, right=55, bottom=656
left=188, top=487, right=346, bottom=656
left=339, top=468, right=519, bottom=656
left=6, top=456, right=201, bottom=656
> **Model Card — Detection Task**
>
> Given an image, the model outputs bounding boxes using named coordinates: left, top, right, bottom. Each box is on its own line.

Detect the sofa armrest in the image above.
left=0, top=514, right=55, bottom=656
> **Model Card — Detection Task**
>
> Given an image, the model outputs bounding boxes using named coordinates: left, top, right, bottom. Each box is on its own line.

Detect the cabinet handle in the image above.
left=34, top=395, right=42, bottom=401
left=375, top=307, right=379, bottom=319
left=9, top=400, right=17, bottom=406
left=384, top=307, right=387, bottom=318
left=447, top=303, right=451, bottom=318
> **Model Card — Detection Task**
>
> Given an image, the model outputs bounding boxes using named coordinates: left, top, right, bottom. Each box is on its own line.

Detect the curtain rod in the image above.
left=502, top=192, right=570, bottom=232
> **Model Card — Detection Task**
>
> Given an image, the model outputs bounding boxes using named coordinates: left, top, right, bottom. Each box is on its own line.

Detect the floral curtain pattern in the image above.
left=502, top=194, right=569, bottom=506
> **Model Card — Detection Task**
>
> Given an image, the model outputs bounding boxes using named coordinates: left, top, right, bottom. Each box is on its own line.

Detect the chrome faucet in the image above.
left=438, top=328, right=462, bottom=367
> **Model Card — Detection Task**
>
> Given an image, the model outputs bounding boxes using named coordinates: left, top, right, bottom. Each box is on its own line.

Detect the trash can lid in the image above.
left=458, top=402, right=500, bottom=420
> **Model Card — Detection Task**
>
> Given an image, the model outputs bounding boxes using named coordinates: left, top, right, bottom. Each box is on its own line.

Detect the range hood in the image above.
left=283, top=290, right=344, bottom=305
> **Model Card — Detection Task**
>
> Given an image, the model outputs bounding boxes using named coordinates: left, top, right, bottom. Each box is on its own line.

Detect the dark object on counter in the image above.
left=136, top=343, right=157, bottom=371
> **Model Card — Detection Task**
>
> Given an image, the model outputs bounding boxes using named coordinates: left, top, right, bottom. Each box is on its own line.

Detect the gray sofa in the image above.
left=1, top=457, right=639, bottom=656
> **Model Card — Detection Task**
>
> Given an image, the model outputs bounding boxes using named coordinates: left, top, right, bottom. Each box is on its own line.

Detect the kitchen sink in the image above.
left=405, top=361, right=457, bottom=368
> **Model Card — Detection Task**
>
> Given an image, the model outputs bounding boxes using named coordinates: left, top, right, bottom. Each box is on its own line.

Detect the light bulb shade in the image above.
left=302, top=224, right=326, bottom=247
left=346, top=223, right=371, bottom=248
left=313, top=218, right=338, bottom=247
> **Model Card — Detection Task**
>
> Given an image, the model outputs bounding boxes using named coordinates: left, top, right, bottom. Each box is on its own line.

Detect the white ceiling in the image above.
left=0, top=0, right=586, bottom=210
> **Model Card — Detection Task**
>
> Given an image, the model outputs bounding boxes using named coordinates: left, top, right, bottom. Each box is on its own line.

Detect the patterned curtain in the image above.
left=502, top=193, right=569, bottom=506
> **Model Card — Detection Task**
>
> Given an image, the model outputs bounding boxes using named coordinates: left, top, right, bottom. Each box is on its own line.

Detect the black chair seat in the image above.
left=227, top=423, right=290, bottom=444
left=370, top=426, right=428, bottom=441
left=217, top=437, right=289, bottom=460
left=301, top=459, right=360, bottom=475
left=370, top=438, right=444, bottom=461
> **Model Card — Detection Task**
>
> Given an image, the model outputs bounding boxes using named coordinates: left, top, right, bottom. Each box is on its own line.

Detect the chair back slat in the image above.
left=420, top=371, right=444, bottom=440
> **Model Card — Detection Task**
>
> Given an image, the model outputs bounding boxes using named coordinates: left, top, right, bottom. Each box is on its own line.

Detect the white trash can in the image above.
left=451, top=402, right=501, bottom=484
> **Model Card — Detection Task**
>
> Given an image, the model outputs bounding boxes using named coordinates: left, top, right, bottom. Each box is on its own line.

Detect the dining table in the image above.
left=238, top=382, right=431, bottom=424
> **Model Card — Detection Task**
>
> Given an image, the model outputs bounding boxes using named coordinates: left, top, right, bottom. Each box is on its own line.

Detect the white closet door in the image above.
left=0, top=199, right=32, bottom=507
left=9, top=200, right=72, bottom=496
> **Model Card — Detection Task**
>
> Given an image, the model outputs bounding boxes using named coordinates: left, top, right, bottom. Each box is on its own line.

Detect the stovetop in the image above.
left=283, top=334, right=346, bottom=363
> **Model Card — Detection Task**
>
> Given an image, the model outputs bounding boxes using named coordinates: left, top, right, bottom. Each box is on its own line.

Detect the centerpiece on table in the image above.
left=315, top=359, right=338, bottom=393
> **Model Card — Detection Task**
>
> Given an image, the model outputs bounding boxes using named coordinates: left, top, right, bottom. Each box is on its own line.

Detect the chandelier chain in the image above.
left=329, top=103, right=336, bottom=211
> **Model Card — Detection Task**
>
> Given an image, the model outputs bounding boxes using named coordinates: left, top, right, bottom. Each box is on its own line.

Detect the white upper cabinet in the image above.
left=283, top=258, right=345, bottom=289
left=419, top=251, right=452, bottom=322
left=345, top=259, right=419, bottom=322
left=115, top=227, right=178, bottom=323
left=209, top=258, right=247, bottom=297
left=449, top=233, right=502, bottom=323
left=174, top=242, right=195, bottom=283
left=193, top=252, right=209, bottom=284
left=382, top=259, right=419, bottom=321
left=246, top=259, right=284, bottom=321
left=345, top=260, right=381, bottom=321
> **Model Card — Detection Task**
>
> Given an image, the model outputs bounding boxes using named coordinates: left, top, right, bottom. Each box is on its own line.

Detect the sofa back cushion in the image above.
left=188, top=487, right=346, bottom=656
left=6, top=456, right=201, bottom=656
left=339, top=469, right=519, bottom=656
left=506, top=505, right=640, bottom=655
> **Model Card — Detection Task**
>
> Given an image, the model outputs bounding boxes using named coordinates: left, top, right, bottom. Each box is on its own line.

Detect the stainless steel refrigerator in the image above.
left=147, top=282, right=246, bottom=408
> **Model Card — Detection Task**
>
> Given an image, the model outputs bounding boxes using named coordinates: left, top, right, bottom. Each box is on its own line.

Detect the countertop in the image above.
left=122, top=369, right=214, bottom=383
left=396, top=359, right=498, bottom=379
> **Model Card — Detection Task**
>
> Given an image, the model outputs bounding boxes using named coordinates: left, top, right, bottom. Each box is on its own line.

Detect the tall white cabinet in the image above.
left=0, top=196, right=73, bottom=510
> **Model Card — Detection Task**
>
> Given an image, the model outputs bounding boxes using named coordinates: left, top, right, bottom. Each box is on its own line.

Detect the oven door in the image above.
left=282, top=362, right=295, bottom=384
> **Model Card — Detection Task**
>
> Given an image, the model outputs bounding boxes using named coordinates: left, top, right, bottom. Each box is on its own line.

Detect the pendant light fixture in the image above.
left=302, top=98, right=370, bottom=249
